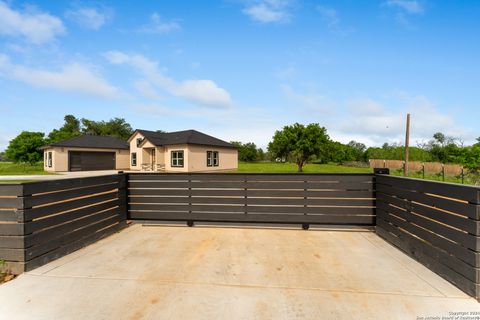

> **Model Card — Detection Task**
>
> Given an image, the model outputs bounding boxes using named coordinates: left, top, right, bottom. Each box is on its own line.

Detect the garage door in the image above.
left=69, top=151, right=116, bottom=171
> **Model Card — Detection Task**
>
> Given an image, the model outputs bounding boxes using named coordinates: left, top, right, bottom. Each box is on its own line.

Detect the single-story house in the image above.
left=41, top=129, right=238, bottom=172
left=128, top=129, right=238, bottom=172
left=41, top=135, right=130, bottom=172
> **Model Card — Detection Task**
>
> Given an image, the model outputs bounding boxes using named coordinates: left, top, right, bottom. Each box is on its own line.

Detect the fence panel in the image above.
left=375, top=174, right=480, bottom=299
left=0, top=184, right=25, bottom=274
left=128, top=173, right=376, bottom=226
left=0, top=174, right=127, bottom=274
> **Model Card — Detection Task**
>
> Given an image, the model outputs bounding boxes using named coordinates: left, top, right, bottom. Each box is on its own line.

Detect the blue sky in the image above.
left=0, top=0, right=479, bottom=150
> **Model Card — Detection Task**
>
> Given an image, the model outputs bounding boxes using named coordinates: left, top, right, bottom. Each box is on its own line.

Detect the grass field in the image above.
left=235, top=162, right=479, bottom=185
left=236, top=161, right=372, bottom=173
left=0, top=162, right=54, bottom=175
left=389, top=168, right=479, bottom=185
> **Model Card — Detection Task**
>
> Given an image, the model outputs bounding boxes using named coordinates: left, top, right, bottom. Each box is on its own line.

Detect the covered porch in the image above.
left=141, top=147, right=166, bottom=171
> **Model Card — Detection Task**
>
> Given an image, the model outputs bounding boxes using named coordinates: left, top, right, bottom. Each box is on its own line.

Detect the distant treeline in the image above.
left=235, top=130, right=480, bottom=176
left=3, top=115, right=134, bottom=165
left=365, top=132, right=480, bottom=173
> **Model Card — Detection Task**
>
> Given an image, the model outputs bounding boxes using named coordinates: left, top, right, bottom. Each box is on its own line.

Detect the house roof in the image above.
left=41, top=135, right=130, bottom=150
left=132, top=129, right=236, bottom=149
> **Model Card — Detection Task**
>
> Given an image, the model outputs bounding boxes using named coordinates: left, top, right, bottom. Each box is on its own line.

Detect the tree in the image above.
left=5, top=132, right=45, bottom=165
left=230, top=141, right=259, bottom=162
left=346, top=141, right=367, bottom=162
left=0, top=151, right=9, bottom=162
left=47, top=115, right=81, bottom=144
left=365, top=145, right=431, bottom=162
left=268, top=123, right=330, bottom=172
left=240, top=143, right=258, bottom=162
left=422, top=132, right=462, bottom=163
left=81, top=117, right=133, bottom=140
left=257, top=148, right=266, bottom=161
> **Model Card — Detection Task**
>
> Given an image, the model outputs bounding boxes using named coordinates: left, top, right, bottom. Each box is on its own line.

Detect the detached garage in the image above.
left=41, top=135, right=130, bottom=172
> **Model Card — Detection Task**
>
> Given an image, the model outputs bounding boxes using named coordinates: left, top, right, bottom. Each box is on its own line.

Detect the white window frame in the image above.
left=207, top=151, right=213, bottom=167
left=131, top=152, right=137, bottom=166
left=47, top=152, right=53, bottom=168
left=171, top=150, right=184, bottom=167
left=207, top=151, right=219, bottom=167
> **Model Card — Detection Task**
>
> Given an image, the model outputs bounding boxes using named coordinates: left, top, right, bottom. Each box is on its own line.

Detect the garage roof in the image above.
left=134, top=129, right=236, bottom=149
left=41, top=135, right=129, bottom=150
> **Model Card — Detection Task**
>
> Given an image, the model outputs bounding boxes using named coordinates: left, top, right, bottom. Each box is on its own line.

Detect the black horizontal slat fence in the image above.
left=375, top=174, right=480, bottom=299
left=0, top=174, right=127, bottom=274
left=2, top=171, right=480, bottom=301
left=127, top=173, right=376, bottom=225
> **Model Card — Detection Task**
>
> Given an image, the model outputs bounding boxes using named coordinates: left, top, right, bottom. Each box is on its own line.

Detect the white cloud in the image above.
left=281, top=84, right=333, bottom=112
left=0, top=1, right=65, bottom=44
left=0, top=54, right=119, bottom=98
left=275, top=65, right=296, bottom=80
left=134, top=80, right=161, bottom=100
left=139, top=12, right=180, bottom=34
left=384, top=0, right=424, bottom=27
left=317, top=5, right=339, bottom=27
left=276, top=84, right=473, bottom=146
left=133, top=103, right=280, bottom=148
left=337, top=94, right=464, bottom=145
left=385, top=0, right=424, bottom=14
left=0, top=133, right=12, bottom=151
left=242, top=0, right=292, bottom=23
left=65, top=7, right=112, bottom=30
left=104, top=51, right=232, bottom=108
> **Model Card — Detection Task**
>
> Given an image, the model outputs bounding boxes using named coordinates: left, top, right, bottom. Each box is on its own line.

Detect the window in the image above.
left=47, top=152, right=52, bottom=168
left=207, top=151, right=219, bottom=167
left=131, top=152, right=137, bottom=166
left=136, top=138, right=144, bottom=147
left=171, top=150, right=184, bottom=167
left=44, top=152, right=48, bottom=167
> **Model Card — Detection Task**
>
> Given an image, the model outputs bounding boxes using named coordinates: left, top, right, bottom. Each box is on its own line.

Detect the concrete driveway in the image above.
left=0, top=224, right=478, bottom=319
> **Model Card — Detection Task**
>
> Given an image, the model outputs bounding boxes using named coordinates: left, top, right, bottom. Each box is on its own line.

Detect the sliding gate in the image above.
left=127, top=173, right=376, bottom=226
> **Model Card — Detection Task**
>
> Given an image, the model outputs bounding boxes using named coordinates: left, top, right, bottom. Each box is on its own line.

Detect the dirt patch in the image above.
left=0, top=274, right=15, bottom=284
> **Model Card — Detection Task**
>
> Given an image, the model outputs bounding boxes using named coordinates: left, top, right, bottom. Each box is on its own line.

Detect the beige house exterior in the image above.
left=41, top=130, right=237, bottom=173
left=128, top=130, right=238, bottom=172
left=41, top=135, right=130, bottom=172
left=43, top=147, right=130, bottom=172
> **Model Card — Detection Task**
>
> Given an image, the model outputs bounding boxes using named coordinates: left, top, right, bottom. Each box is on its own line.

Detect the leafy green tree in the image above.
left=240, top=143, right=259, bottom=162
left=230, top=141, right=259, bottom=162
left=268, top=123, right=330, bottom=172
left=459, top=144, right=480, bottom=184
left=81, top=117, right=133, bottom=140
left=5, top=132, right=45, bottom=165
left=0, top=152, right=9, bottom=162
left=365, top=145, right=432, bottom=162
left=257, top=148, right=266, bottom=161
left=47, top=115, right=82, bottom=144
left=347, top=141, right=367, bottom=162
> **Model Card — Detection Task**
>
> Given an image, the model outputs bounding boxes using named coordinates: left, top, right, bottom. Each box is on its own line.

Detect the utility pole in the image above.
left=405, top=113, right=410, bottom=177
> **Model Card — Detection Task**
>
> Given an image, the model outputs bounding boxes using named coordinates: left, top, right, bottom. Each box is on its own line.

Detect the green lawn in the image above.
left=0, top=162, right=55, bottom=175
left=235, top=161, right=372, bottom=174
left=389, top=168, right=478, bottom=185
left=234, top=162, right=479, bottom=185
